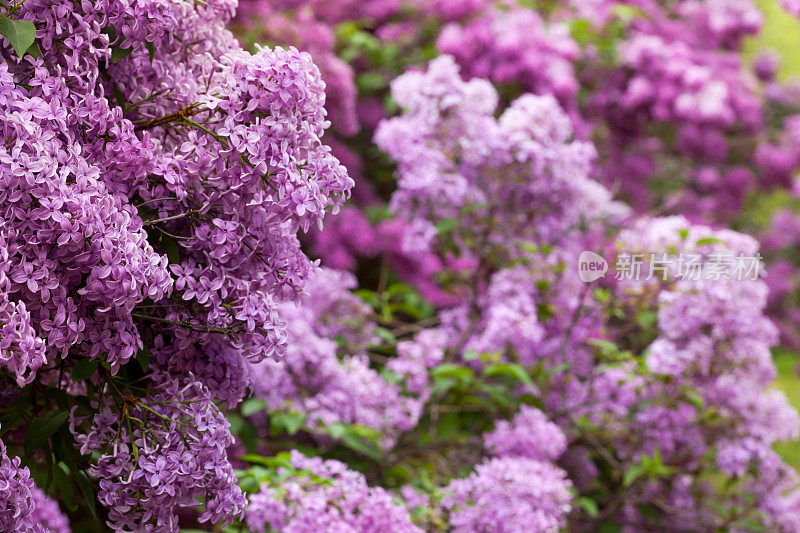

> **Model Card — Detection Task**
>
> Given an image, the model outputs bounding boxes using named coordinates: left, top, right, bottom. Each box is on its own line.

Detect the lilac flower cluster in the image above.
left=437, top=7, right=581, bottom=112
left=0, top=436, right=38, bottom=531
left=483, top=406, right=567, bottom=463
left=375, top=55, right=613, bottom=261
left=430, top=406, right=574, bottom=532
left=2, top=0, right=350, bottom=388
left=29, top=488, right=71, bottom=533
left=0, top=436, right=69, bottom=532
left=441, top=457, right=572, bottom=533
left=434, top=0, right=767, bottom=218
left=71, top=377, right=246, bottom=531
left=245, top=450, right=422, bottom=533
left=234, top=2, right=360, bottom=137
left=0, top=58, right=171, bottom=377
left=609, top=217, right=800, bottom=528
left=0, top=0, right=349, bottom=526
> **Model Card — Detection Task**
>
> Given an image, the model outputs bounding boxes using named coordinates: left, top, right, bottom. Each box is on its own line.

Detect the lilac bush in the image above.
left=226, top=46, right=800, bottom=532
left=0, top=0, right=349, bottom=528
left=3, top=0, right=800, bottom=531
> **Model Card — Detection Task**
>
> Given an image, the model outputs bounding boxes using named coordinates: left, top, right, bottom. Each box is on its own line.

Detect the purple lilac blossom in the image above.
left=245, top=450, right=422, bottom=533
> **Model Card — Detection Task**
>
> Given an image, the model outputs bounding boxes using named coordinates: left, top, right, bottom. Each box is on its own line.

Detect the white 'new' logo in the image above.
left=578, top=251, right=608, bottom=282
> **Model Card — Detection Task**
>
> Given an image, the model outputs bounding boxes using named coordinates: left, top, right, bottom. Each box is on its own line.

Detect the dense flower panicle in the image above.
left=615, top=34, right=760, bottom=130
left=70, top=377, right=246, bottom=531
left=387, top=327, right=447, bottom=399
left=604, top=216, right=800, bottom=528
left=437, top=7, right=580, bottom=111
left=0, top=0, right=351, bottom=395
left=616, top=216, right=779, bottom=383
left=483, top=406, right=567, bottom=462
left=29, top=487, right=71, bottom=533
left=376, top=56, right=612, bottom=262
left=245, top=451, right=421, bottom=533
left=235, top=2, right=360, bottom=137
left=432, top=0, right=768, bottom=218
left=0, top=437, right=70, bottom=532
left=0, top=437, right=37, bottom=531
left=150, top=335, right=254, bottom=407
left=442, top=456, right=572, bottom=533
left=0, top=60, right=171, bottom=376
left=0, top=0, right=350, bottom=525
left=0, top=221, right=46, bottom=386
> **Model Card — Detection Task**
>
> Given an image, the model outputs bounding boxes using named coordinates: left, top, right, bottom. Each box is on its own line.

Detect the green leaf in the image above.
left=431, top=364, right=474, bottom=385
left=356, top=72, right=385, bottom=92
left=110, top=44, right=134, bottom=63
left=239, top=454, right=292, bottom=469
left=145, top=41, right=155, bottom=63
left=272, top=411, right=305, bottom=435
left=635, top=503, right=658, bottom=520
left=623, top=464, right=644, bottom=487
left=72, top=358, right=98, bottom=381
left=136, top=345, right=151, bottom=372
left=326, top=422, right=346, bottom=440
left=341, top=430, right=382, bottom=461
left=24, top=410, right=69, bottom=456
left=374, top=326, right=397, bottom=346
left=43, top=387, right=70, bottom=411
left=684, top=390, right=705, bottom=411
left=435, top=218, right=458, bottom=234
left=160, top=235, right=180, bottom=264
left=112, top=83, right=126, bottom=109
left=228, top=413, right=258, bottom=452
left=696, top=237, right=722, bottom=246
left=577, top=496, right=599, bottom=517
left=25, top=42, right=41, bottom=59
left=636, top=310, right=657, bottom=328
left=612, top=4, right=645, bottom=22
left=0, top=16, right=36, bottom=59
left=463, top=349, right=480, bottom=361
left=570, top=19, right=594, bottom=46
left=587, top=338, right=618, bottom=354
left=54, top=463, right=76, bottom=511
left=240, top=398, right=267, bottom=417
left=483, top=363, right=534, bottom=388
left=432, top=376, right=457, bottom=395
left=75, top=471, right=98, bottom=520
